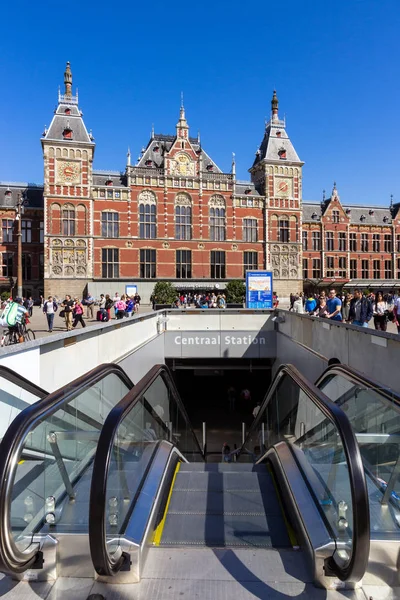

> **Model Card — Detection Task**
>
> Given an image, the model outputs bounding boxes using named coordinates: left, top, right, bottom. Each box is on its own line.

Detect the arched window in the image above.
left=209, top=196, right=226, bottom=241
left=175, top=205, right=192, bottom=240
left=62, top=204, right=75, bottom=236
left=138, top=191, right=157, bottom=239
left=175, top=193, right=192, bottom=240
left=279, top=218, right=289, bottom=243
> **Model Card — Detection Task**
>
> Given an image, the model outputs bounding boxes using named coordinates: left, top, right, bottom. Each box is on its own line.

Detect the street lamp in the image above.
left=15, top=193, right=25, bottom=299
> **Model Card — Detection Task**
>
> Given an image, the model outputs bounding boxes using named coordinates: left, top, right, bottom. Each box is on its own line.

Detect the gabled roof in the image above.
left=93, top=170, right=127, bottom=187
left=253, top=119, right=302, bottom=167
left=0, top=183, right=43, bottom=209
left=303, top=201, right=393, bottom=225
left=43, top=99, right=94, bottom=145
left=135, top=133, right=223, bottom=174
left=235, top=181, right=263, bottom=197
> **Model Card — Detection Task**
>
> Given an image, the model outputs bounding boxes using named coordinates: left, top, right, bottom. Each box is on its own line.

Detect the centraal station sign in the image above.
left=165, top=330, right=275, bottom=359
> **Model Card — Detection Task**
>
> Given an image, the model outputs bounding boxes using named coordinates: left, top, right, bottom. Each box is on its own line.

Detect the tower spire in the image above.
left=64, top=61, right=72, bottom=97
left=176, top=93, right=189, bottom=139
left=231, top=152, right=236, bottom=176
left=271, top=90, right=279, bottom=121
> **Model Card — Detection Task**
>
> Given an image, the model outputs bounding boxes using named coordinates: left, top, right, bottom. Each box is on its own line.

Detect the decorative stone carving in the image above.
left=175, top=193, right=192, bottom=206
left=290, top=268, right=298, bottom=278
left=53, top=250, right=62, bottom=265
left=64, top=265, right=74, bottom=276
left=52, top=266, right=62, bottom=275
left=138, top=190, right=156, bottom=205
left=63, top=250, right=74, bottom=264
left=76, top=239, right=86, bottom=247
left=209, top=195, right=225, bottom=208
left=162, top=242, right=170, bottom=249
left=77, top=266, right=86, bottom=275
left=198, top=243, right=205, bottom=250
left=52, top=239, right=62, bottom=247
left=64, top=239, right=74, bottom=247
left=270, top=243, right=301, bottom=280
left=125, top=241, right=133, bottom=248
left=76, top=250, right=86, bottom=265
left=290, top=254, right=297, bottom=266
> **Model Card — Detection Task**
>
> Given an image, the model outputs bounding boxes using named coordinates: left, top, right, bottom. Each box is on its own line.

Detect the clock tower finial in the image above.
left=64, top=61, right=72, bottom=97
left=271, top=90, right=279, bottom=121
left=176, top=93, right=189, bottom=139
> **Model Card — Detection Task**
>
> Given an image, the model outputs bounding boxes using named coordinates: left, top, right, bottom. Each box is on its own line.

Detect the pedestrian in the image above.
left=113, top=292, right=120, bottom=319
left=342, top=294, right=352, bottom=323
left=125, top=296, right=134, bottom=317
left=115, top=295, right=126, bottom=319
left=134, top=293, right=141, bottom=312
left=305, top=294, right=317, bottom=314
left=43, top=295, right=58, bottom=332
left=292, top=295, right=304, bottom=313
left=28, top=297, right=34, bottom=317
left=326, top=289, right=342, bottom=321
left=61, top=294, right=74, bottom=331
left=315, top=297, right=329, bottom=318
left=373, top=291, right=388, bottom=332
left=252, top=402, right=261, bottom=418
left=72, top=297, right=86, bottom=328
left=98, top=294, right=106, bottom=310
left=105, top=294, right=113, bottom=320
left=349, top=289, right=373, bottom=328
left=86, top=293, right=95, bottom=319
left=222, top=442, right=231, bottom=463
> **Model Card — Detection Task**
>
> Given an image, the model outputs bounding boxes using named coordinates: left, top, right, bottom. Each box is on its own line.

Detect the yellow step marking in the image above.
left=18, top=460, right=25, bottom=465
left=153, top=462, right=181, bottom=546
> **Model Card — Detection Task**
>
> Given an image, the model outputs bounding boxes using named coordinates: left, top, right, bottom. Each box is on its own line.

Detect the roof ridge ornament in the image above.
left=64, top=61, right=72, bottom=97
left=271, top=90, right=279, bottom=121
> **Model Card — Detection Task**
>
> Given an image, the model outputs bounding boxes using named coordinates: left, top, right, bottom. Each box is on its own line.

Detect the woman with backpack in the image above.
left=105, top=294, right=113, bottom=320
left=72, top=298, right=86, bottom=329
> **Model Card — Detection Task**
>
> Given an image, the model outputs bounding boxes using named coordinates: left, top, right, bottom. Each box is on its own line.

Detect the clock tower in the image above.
left=250, top=90, right=304, bottom=296
left=41, top=62, right=95, bottom=298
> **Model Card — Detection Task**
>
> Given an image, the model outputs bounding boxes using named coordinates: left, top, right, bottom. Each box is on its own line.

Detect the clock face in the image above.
left=57, top=160, right=81, bottom=184
left=275, top=177, right=292, bottom=197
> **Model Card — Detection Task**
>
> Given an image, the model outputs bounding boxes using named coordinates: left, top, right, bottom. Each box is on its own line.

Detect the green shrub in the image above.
left=225, top=280, right=246, bottom=304
left=1, top=291, right=10, bottom=302
left=151, top=281, right=177, bottom=305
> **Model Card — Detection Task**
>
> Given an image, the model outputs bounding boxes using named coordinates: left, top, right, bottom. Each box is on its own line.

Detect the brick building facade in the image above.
left=0, top=63, right=399, bottom=301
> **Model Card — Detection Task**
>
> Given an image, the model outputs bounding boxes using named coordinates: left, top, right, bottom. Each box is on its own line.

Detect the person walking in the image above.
left=113, top=292, right=120, bottom=319
left=373, top=291, right=388, bottom=331
left=105, top=294, right=113, bottom=321
left=86, top=293, right=95, bottom=319
left=61, top=295, right=74, bottom=331
left=43, top=295, right=58, bottom=332
left=315, top=297, right=329, bottom=318
left=342, top=294, right=352, bottom=323
left=28, top=297, right=34, bottom=317
left=292, top=295, right=304, bottom=313
left=349, top=289, right=373, bottom=328
left=134, top=293, right=141, bottom=312
left=72, top=298, right=86, bottom=329
left=326, top=289, right=342, bottom=321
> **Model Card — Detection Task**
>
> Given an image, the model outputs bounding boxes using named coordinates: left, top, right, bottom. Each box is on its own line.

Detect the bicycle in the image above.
left=1, top=321, right=36, bottom=346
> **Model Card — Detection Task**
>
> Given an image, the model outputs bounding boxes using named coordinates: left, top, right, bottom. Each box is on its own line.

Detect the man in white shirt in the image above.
left=43, top=296, right=57, bottom=333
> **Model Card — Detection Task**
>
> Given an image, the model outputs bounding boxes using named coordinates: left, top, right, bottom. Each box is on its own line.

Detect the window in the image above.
left=398, top=258, right=400, bottom=279
left=210, top=207, right=226, bottom=241
left=101, top=248, right=119, bottom=278
left=385, top=260, right=392, bottom=279
left=39, top=253, right=44, bottom=280
left=40, top=221, right=44, bottom=244
left=325, top=231, right=334, bottom=251
left=361, top=259, right=369, bottom=279
left=338, top=232, right=346, bottom=251
left=2, top=219, right=13, bottom=243
left=2, top=252, right=13, bottom=277
left=211, top=251, right=226, bottom=279
left=139, top=204, right=156, bottom=239
left=176, top=250, right=192, bottom=279
left=62, top=207, right=75, bottom=236
left=140, top=249, right=156, bottom=278
left=175, top=205, right=192, bottom=240
left=312, top=258, right=321, bottom=279
left=303, top=258, right=308, bottom=280
left=397, top=235, right=400, bottom=253
left=373, top=260, right=380, bottom=279
left=384, top=234, right=392, bottom=253
left=338, top=257, right=346, bottom=278
left=350, top=259, right=357, bottom=279
left=326, top=256, right=334, bottom=277
left=349, top=232, right=357, bottom=251
left=279, top=219, right=289, bottom=243
left=361, top=233, right=368, bottom=252
left=243, top=219, right=258, bottom=242
left=101, top=212, right=119, bottom=238
left=372, top=234, right=380, bottom=252
left=312, top=231, right=321, bottom=251
left=22, top=254, right=32, bottom=280
left=244, top=251, right=258, bottom=276
left=22, top=220, right=32, bottom=243
left=302, top=231, right=308, bottom=251
left=332, top=210, right=340, bottom=223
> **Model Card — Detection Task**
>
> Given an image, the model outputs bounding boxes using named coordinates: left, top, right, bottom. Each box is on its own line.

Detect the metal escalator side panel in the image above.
left=89, top=364, right=203, bottom=579
left=0, top=362, right=134, bottom=576
left=241, top=363, right=370, bottom=585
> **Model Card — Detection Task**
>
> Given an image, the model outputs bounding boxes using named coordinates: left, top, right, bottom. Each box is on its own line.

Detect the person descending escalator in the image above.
left=222, top=442, right=231, bottom=463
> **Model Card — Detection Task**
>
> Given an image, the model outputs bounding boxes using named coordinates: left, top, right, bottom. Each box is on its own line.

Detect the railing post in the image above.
left=202, top=422, right=207, bottom=456
left=242, top=422, right=246, bottom=446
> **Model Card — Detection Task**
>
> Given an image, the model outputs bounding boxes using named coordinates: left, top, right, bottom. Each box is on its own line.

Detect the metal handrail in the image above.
left=0, top=362, right=134, bottom=575
left=89, top=363, right=204, bottom=577
left=241, top=364, right=370, bottom=584
left=0, top=365, right=48, bottom=399
left=316, top=363, right=400, bottom=410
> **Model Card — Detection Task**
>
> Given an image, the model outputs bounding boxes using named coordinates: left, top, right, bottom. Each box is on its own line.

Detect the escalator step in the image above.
left=168, top=489, right=282, bottom=515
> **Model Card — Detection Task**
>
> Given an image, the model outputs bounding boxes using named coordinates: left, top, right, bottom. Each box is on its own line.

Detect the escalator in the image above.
left=89, top=363, right=370, bottom=589
left=0, top=363, right=134, bottom=577
left=316, top=364, right=400, bottom=542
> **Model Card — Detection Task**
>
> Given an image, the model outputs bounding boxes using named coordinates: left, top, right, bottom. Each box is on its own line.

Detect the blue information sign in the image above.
left=246, top=270, right=273, bottom=309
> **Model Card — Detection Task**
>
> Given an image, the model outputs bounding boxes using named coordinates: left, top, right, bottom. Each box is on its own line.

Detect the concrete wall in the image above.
left=276, top=310, right=400, bottom=393
left=0, top=311, right=164, bottom=392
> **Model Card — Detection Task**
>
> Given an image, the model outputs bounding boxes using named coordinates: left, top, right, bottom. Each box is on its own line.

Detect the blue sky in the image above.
left=0, top=0, right=399, bottom=205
